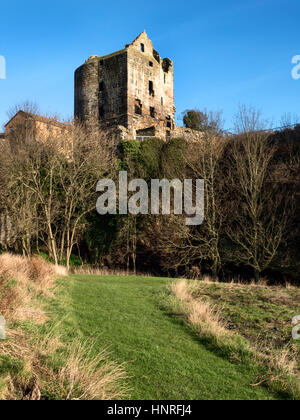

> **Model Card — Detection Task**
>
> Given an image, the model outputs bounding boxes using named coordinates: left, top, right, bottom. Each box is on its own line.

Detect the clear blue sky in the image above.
left=0, top=0, right=299, bottom=131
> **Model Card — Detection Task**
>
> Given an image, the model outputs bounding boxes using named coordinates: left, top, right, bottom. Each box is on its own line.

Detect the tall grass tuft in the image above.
left=0, top=253, right=66, bottom=322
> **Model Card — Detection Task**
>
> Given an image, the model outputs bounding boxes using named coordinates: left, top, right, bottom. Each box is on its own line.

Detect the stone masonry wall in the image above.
left=75, top=60, right=100, bottom=126
left=126, top=32, right=175, bottom=139
left=74, top=32, right=176, bottom=140
left=75, top=50, right=128, bottom=129
left=99, top=51, right=128, bottom=128
left=172, top=126, right=204, bottom=141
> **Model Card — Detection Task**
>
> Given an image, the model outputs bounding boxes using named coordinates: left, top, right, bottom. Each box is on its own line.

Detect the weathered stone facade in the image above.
left=74, top=32, right=176, bottom=140
left=173, top=126, right=204, bottom=142
left=75, top=50, right=128, bottom=129
left=3, top=111, right=73, bottom=158
left=4, top=111, right=71, bottom=140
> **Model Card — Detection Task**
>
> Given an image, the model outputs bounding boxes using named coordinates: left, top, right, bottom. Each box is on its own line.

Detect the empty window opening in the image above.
left=136, top=126, right=156, bottom=138
left=99, top=81, right=104, bottom=91
left=140, top=43, right=145, bottom=52
left=162, top=58, right=172, bottom=73
left=99, top=60, right=104, bottom=66
left=149, top=81, right=154, bottom=96
left=149, top=61, right=153, bottom=67
left=99, top=106, right=105, bottom=117
left=150, top=107, right=156, bottom=118
left=161, top=97, right=164, bottom=105
left=135, top=99, right=143, bottom=115
left=166, top=115, right=172, bottom=128
left=164, top=74, right=166, bottom=83
left=153, top=49, right=160, bottom=64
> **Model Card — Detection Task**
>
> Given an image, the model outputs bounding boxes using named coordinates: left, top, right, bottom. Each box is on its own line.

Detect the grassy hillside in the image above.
left=48, top=274, right=281, bottom=400
left=188, top=280, right=300, bottom=358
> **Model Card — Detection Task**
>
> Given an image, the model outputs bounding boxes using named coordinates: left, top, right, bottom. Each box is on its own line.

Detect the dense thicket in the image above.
left=0, top=117, right=299, bottom=282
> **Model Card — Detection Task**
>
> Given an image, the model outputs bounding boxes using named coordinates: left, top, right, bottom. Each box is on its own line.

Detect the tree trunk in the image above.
left=254, top=268, right=260, bottom=283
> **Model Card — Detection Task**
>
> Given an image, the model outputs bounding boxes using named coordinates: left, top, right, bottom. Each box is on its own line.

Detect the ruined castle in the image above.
left=74, top=31, right=198, bottom=141
left=0, top=31, right=200, bottom=143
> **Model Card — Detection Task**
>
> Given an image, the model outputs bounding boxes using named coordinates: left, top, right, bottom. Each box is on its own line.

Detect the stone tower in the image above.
left=74, top=31, right=176, bottom=140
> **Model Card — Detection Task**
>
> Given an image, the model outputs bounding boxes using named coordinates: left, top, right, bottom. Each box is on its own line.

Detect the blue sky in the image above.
left=0, top=0, right=299, bottom=131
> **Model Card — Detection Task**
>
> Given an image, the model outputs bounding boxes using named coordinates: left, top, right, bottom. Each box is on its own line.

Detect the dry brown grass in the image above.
left=170, top=280, right=230, bottom=342
left=0, top=253, right=67, bottom=283
left=2, top=331, right=128, bottom=400
left=3, top=333, right=128, bottom=400
left=0, top=253, right=66, bottom=322
left=55, top=342, right=128, bottom=400
left=0, top=253, right=128, bottom=400
left=71, top=266, right=151, bottom=277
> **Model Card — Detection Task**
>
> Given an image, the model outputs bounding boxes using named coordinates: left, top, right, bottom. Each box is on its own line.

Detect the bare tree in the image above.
left=280, top=113, right=300, bottom=129
left=157, top=108, right=226, bottom=277
left=6, top=101, right=40, bottom=120
left=0, top=113, right=118, bottom=268
left=55, top=125, right=118, bottom=269
left=184, top=132, right=227, bottom=277
left=227, top=106, right=290, bottom=281
left=160, top=131, right=227, bottom=278
left=0, top=129, right=41, bottom=256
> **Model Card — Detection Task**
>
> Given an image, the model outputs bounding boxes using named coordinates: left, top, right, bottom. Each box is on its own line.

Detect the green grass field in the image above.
left=190, top=281, right=300, bottom=361
left=48, top=275, right=281, bottom=400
